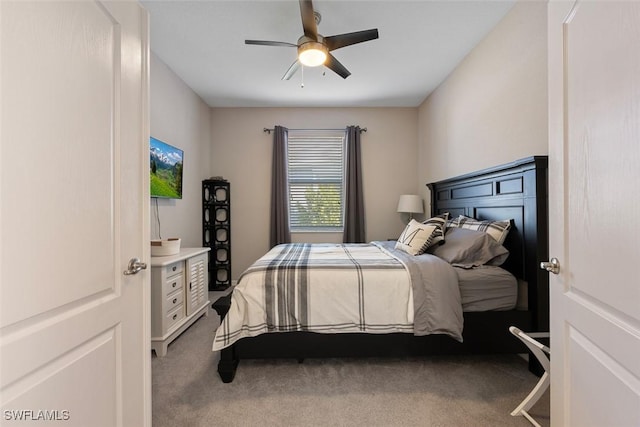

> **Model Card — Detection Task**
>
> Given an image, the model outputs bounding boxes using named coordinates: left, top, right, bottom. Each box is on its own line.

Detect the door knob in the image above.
left=540, top=258, right=560, bottom=275
left=124, top=257, right=147, bottom=275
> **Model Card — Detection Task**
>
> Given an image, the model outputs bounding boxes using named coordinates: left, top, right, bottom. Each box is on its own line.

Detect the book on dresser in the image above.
left=150, top=247, right=210, bottom=356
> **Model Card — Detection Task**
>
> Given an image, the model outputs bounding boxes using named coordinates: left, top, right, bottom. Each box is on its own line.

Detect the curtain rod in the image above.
left=263, top=127, right=367, bottom=135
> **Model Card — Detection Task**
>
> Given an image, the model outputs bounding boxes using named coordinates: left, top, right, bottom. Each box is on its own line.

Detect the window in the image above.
left=287, top=129, right=346, bottom=231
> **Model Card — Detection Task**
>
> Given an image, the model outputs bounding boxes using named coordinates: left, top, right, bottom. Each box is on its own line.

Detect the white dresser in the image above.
left=150, top=247, right=210, bottom=356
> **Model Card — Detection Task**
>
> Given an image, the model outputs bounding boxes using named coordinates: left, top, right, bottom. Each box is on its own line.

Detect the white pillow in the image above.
left=395, top=220, right=438, bottom=255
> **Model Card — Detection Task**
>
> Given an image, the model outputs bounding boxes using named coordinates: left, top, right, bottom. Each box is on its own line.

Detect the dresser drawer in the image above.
left=165, top=261, right=183, bottom=277
left=166, top=305, right=184, bottom=331
left=163, top=273, right=183, bottom=297
left=165, top=290, right=184, bottom=313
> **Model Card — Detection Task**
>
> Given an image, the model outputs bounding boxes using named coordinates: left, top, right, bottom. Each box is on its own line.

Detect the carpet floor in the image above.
left=152, top=310, right=550, bottom=427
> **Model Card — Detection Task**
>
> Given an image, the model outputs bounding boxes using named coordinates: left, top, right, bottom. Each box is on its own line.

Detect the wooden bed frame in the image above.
left=217, top=156, right=549, bottom=383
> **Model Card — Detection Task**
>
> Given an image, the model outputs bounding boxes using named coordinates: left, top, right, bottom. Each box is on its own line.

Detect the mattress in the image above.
left=455, top=265, right=517, bottom=312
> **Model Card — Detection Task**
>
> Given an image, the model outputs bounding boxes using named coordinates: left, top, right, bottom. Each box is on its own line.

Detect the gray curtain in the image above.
left=270, top=125, right=291, bottom=247
left=343, top=125, right=366, bottom=243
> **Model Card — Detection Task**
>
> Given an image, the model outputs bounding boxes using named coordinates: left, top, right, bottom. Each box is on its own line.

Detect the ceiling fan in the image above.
left=245, top=0, right=379, bottom=80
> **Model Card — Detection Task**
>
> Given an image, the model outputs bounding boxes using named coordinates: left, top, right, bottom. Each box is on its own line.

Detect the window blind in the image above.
left=287, top=129, right=346, bottom=231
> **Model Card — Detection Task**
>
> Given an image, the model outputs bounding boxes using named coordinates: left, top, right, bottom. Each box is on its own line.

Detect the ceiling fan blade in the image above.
left=299, top=0, right=318, bottom=40
left=325, top=53, right=351, bottom=79
left=325, top=29, right=379, bottom=51
left=282, top=60, right=301, bottom=81
left=245, top=40, right=297, bottom=47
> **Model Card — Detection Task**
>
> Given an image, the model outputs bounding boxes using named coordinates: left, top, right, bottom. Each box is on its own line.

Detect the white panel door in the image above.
left=548, top=2, right=640, bottom=426
left=0, top=2, right=150, bottom=426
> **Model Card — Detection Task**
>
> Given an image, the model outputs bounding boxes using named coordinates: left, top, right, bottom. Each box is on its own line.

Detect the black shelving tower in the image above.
left=202, top=179, right=231, bottom=291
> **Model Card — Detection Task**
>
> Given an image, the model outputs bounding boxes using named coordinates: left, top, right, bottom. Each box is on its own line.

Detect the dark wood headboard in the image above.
left=427, top=156, right=549, bottom=331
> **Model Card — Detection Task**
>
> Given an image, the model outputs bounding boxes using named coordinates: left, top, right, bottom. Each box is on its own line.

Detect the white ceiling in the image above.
left=142, top=0, right=515, bottom=108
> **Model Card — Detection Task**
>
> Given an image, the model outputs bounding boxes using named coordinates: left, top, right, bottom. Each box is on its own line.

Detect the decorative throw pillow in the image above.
left=421, top=213, right=449, bottom=246
left=395, top=220, right=438, bottom=256
left=446, top=217, right=459, bottom=228
left=454, top=215, right=512, bottom=245
left=427, top=227, right=510, bottom=268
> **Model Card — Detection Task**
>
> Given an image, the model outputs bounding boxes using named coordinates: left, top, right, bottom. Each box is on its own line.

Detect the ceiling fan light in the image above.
left=298, top=42, right=327, bottom=67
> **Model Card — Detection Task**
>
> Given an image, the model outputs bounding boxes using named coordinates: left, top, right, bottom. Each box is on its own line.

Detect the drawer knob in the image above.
left=172, top=266, right=177, bottom=271
left=172, top=314, right=177, bottom=320
left=172, top=298, right=177, bottom=304
left=172, top=282, right=177, bottom=288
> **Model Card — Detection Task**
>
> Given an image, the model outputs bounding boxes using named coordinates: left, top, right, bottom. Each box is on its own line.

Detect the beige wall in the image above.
left=210, top=107, right=419, bottom=278
left=150, top=53, right=212, bottom=247
left=417, top=1, right=548, bottom=212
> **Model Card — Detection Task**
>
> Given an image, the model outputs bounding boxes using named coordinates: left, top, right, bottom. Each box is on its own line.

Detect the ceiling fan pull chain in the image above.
left=301, top=65, right=304, bottom=88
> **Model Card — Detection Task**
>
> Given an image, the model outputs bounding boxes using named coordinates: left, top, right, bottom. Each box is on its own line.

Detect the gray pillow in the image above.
left=426, top=227, right=509, bottom=268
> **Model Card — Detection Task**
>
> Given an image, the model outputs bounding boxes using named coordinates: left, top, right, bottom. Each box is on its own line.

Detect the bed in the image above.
left=213, top=156, right=549, bottom=383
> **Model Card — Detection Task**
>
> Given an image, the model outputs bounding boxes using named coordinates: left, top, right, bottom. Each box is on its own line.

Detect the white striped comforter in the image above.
left=212, top=241, right=462, bottom=351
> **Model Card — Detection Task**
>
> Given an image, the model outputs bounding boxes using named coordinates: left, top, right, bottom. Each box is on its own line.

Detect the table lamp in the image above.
left=397, top=194, right=423, bottom=222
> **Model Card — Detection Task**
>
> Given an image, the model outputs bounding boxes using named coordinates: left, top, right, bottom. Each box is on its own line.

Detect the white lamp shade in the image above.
left=397, top=194, right=424, bottom=214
